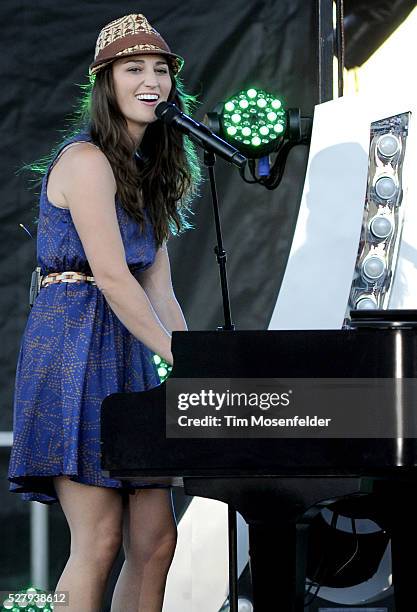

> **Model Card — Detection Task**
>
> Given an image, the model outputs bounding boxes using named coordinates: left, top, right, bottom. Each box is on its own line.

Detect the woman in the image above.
left=8, top=13, right=201, bottom=612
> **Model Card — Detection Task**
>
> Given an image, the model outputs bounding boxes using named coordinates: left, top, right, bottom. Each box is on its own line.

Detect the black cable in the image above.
left=237, top=131, right=310, bottom=189
left=303, top=512, right=340, bottom=607
left=304, top=512, right=362, bottom=608
left=333, top=517, right=359, bottom=576
left=249, top=158, right=258, bottom=181
left=261, top=141, right=294, bottom=189
left=238, top=162, right=260, bottom=184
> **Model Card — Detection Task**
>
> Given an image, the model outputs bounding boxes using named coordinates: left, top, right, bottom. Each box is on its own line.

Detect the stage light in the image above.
left=220, top=88, right=287, bottom=157
left=153, top=354, right=172, bottom=382
left=205, top=88, right=311, bottom=189
left=362, top=256, right=386, bottom=281
left=355, top=296, right=378, bottom=310
left=376, top=133, right=401, bottom=158
left=347, top=111, right=410, bottom=314
left=374, top=175, right=397, bottom=200
left=1, top=587, right=55, bottom=612
left=369, top=216, right=393, bottom=239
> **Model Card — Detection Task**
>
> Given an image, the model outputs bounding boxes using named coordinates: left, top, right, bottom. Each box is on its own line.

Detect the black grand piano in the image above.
left=101, top=320, right=417, bottom=611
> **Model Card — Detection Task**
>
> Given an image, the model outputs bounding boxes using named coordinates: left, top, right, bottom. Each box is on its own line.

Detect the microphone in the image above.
left=155, top=102, right=247, bottom=169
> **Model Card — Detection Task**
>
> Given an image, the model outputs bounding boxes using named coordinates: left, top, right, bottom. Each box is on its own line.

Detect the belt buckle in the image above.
left=29, top=266, right=42, bottom=307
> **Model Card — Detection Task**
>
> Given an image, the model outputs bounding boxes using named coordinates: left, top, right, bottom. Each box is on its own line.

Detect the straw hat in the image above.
left=89, top=14, right=184, bottom=76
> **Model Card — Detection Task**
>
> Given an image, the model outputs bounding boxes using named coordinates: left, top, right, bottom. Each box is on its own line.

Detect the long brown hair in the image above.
left=88, top=65, right=201, bottom=246
left=27, top=66, right=202, bottom=247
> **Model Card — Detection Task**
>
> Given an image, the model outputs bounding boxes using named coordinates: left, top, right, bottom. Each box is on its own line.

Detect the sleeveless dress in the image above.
left=8, top=131, right=164, bottom=504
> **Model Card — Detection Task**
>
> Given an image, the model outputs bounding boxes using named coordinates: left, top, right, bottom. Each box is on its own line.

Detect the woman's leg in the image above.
left=111, top=488, right=177, bottom=612
left=53, top=476, right=123, bottom=612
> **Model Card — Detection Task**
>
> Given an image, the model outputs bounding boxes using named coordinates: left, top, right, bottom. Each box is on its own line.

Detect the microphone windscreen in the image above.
left=155, top=101, right=179, bottom=124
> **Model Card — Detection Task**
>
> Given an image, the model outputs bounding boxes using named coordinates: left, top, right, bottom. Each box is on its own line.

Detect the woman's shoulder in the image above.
left=53, top=130, right=101, bottom=161
left=50, top=129, right=112, bottom=177
left=56, top=140, right=105, bottom=165
left=46, top=133, right=116, bottom=209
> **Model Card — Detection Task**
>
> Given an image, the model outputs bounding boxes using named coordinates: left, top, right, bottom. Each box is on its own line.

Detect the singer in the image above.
left=8, top=13, right=201, bottom=612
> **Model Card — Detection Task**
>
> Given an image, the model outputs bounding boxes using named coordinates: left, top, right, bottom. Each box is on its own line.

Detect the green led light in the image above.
left=221, top=88, right=286, bottom=157
left=0, top=588, right=56, bottom=612
left=153, top=354, right=172, bottom=383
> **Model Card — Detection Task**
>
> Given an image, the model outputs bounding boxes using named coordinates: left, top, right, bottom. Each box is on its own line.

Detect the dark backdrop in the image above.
left=0, top=0, right=319, bottom=431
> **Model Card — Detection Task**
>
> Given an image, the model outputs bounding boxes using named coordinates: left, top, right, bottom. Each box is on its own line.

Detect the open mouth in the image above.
left=135, top=95, right=160, bottom=106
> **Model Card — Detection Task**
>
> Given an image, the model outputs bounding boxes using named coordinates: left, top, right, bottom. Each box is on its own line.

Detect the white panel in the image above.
left=163, top=499, right=250, bottom=612
left=269, top=92, right=416, bottom=330
left=163, top=497, right=228, bottom=612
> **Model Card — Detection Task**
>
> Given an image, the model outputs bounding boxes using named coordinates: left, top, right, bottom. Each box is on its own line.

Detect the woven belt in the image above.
left=29, top=267, right=96, bottom=307
left=41, top=271, right=96, bottom=288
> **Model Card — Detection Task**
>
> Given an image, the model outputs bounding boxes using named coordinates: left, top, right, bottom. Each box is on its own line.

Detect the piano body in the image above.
left=101, top=327, right=417, bottom=611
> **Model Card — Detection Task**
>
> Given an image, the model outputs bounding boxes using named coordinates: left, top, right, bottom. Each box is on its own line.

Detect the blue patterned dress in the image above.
left=8, top=131, right=162, bottom=504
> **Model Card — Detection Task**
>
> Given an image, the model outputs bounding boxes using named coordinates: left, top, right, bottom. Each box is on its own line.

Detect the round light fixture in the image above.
left=374, top=176, right=397, bottom=201
left=355, top=296, right=378, bottom=310
left=221, top=88, right=286, bottom=156
left=376, top=133, right=400, bottom=159
left=369, top=216, right=393, bottom=239
left=362, top=256, right=386, bottom=281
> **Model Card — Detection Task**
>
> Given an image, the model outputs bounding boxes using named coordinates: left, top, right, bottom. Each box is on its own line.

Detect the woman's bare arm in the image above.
left=136, top=244, right=187, bottom=333
left=56, top=143, right=173, bottom=364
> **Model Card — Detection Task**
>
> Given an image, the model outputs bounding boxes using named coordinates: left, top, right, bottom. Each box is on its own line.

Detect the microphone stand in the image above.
left=203, top=148, right=238, bottom=612
left=203, top=149, right=235, bottom=332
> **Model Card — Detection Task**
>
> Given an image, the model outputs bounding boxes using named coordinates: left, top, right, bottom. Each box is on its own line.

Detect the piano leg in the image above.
left=184, top=477, right=364, bottom=611
left=391, top=515, right=417, bottom=612
left=248, top=520, right=307, bottom=612
left=228, top=506, right=239, bottom=612
left=378, top=482, right=417, bottom=612
left=361, top=477, right=417, bottom=612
